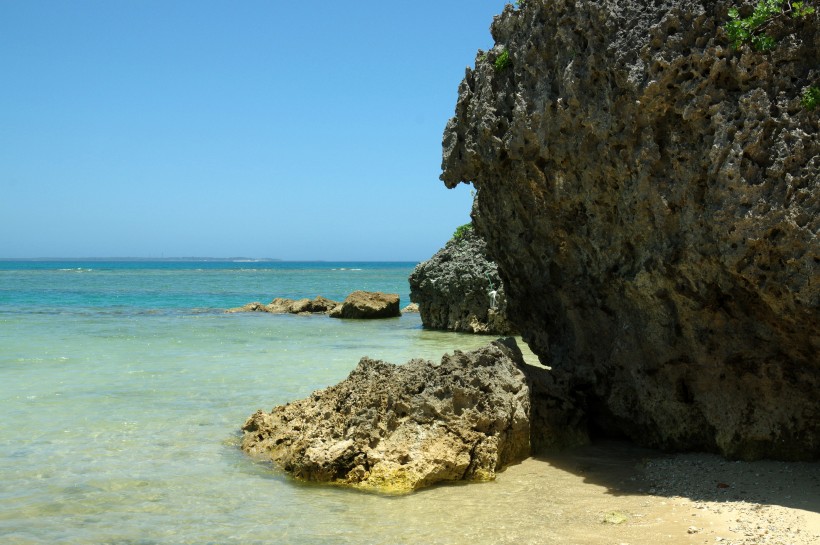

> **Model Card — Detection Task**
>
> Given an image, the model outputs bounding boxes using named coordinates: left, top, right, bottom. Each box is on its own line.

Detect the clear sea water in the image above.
left=0, top=261, right=515, bottom=545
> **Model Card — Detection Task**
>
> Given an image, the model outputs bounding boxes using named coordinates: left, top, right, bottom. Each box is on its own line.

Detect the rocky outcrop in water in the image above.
left=328, top=291, right=401, bottom=319
left=241, top=339, right=531, bottom=493
left=441, top=0, right=819, bottom=460
left=226, top=296, right=339, bottom=315
left=226, top=292, right=403, bottom=319
left=409, top=227, right=515, bottom=334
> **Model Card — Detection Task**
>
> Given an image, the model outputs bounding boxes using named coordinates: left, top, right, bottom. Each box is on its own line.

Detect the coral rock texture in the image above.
left=441, top=0, right=819, bottom=459
left=241, top=339, right=531, bottom=493
left=409, top=228, right=515, bottom=334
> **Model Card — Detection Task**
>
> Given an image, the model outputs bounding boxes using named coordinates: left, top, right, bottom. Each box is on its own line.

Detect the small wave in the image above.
left=57, top=268, right=93, bottom=272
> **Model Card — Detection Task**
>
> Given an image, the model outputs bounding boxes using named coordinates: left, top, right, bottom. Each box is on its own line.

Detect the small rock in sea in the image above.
left=328, top=291, right=400, bottom=319
left=226, top=296, right=339, bottom=315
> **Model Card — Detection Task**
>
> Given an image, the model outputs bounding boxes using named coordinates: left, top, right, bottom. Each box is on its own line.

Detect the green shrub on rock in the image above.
left=725, top=0, right=816, bottom=51
left=802, top=85, right=820, bottom=110
left=494, top=49, right=511, bottom=71
left=452, top=222, right=473, bottom=241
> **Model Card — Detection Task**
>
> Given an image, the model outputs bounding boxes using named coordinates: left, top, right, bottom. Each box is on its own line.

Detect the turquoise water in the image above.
left=0, top=261, right=508, bottom=544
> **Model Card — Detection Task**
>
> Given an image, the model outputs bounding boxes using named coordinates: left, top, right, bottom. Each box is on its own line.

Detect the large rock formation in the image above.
left=241, top=339, right=532, bottom=493
left=441, top=0, right=819, bottom=460
left=409, top=226, right=515, bottom=334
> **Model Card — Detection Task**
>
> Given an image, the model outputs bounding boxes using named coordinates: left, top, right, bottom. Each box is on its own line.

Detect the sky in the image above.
left=0, top=1, right=506, bottom=261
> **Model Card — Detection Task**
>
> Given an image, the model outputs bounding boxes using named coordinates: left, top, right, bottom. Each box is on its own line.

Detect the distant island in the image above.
left=0, top=257, right=282, bottom=262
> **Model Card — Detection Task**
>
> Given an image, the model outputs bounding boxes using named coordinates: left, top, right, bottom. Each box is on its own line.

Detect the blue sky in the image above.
left=0, top=1, right=505, bottom=261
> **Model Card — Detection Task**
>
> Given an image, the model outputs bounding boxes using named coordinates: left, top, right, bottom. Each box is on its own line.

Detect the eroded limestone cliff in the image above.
left=441, top=0, right=819, bottom=460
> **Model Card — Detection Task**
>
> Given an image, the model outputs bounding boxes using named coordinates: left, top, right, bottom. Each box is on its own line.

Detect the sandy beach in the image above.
left=500, top=349, right=817, bottom=543
left=481, top=441, right=820, bottom=545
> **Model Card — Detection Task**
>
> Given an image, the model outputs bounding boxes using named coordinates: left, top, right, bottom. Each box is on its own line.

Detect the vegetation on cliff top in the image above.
left=724, top=0, right=817, bottom=111
left=452, top=222, right=474, bottom=241
left=725, top=0, right=816, bottom=51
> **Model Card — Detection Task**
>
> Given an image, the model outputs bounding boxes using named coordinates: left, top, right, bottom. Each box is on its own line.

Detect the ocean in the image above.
left=3, top=260, right=776, bottom=545
left=0, top=261, right=511, bottom=544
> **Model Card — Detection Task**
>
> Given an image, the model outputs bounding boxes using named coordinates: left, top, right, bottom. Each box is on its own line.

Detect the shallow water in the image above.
left=0, top=262, right=506, bottom=544
left=1, top=261, right=728, bottom=545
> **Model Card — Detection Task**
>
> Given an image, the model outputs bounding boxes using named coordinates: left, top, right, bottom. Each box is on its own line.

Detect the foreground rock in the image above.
left=441, top=1, right=819, bottom=459
left=409, top=226, right=515, bottom=334
left=226, top=296, right=339, bottom=315
left=328, top=291, right=401, bottom=319
left=241, top=339, right=531, bottom=493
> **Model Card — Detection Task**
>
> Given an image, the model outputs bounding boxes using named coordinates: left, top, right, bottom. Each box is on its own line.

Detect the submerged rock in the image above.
left=441, top=0, right=819, bottom=459
left=226, top=296, right=339, bottom=315
left=409, top=227, right=515, bottom=334
left=225, top=302, right=269, bottom=313
left=241, top=339, right=531, bottom=493
left=328, top=291, right=401, bottom=319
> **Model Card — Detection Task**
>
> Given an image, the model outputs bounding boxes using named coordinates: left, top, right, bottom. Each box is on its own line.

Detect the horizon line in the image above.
left=0, top=257, right=421, bottom=262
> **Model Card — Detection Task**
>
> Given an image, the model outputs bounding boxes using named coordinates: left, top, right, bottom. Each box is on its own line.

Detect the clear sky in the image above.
left=0, top=1, right=505, bottom=261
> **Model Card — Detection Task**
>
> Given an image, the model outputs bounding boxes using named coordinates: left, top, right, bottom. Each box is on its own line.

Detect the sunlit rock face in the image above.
left=241, top=340, right=532, bottom=493
left=441, top=0, right=819, bottom=460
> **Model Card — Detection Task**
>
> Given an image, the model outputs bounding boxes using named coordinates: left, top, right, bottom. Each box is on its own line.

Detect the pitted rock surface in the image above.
left=241, top=339, right=531, bottom=493
left=441, top=0, right=819, bottom=460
